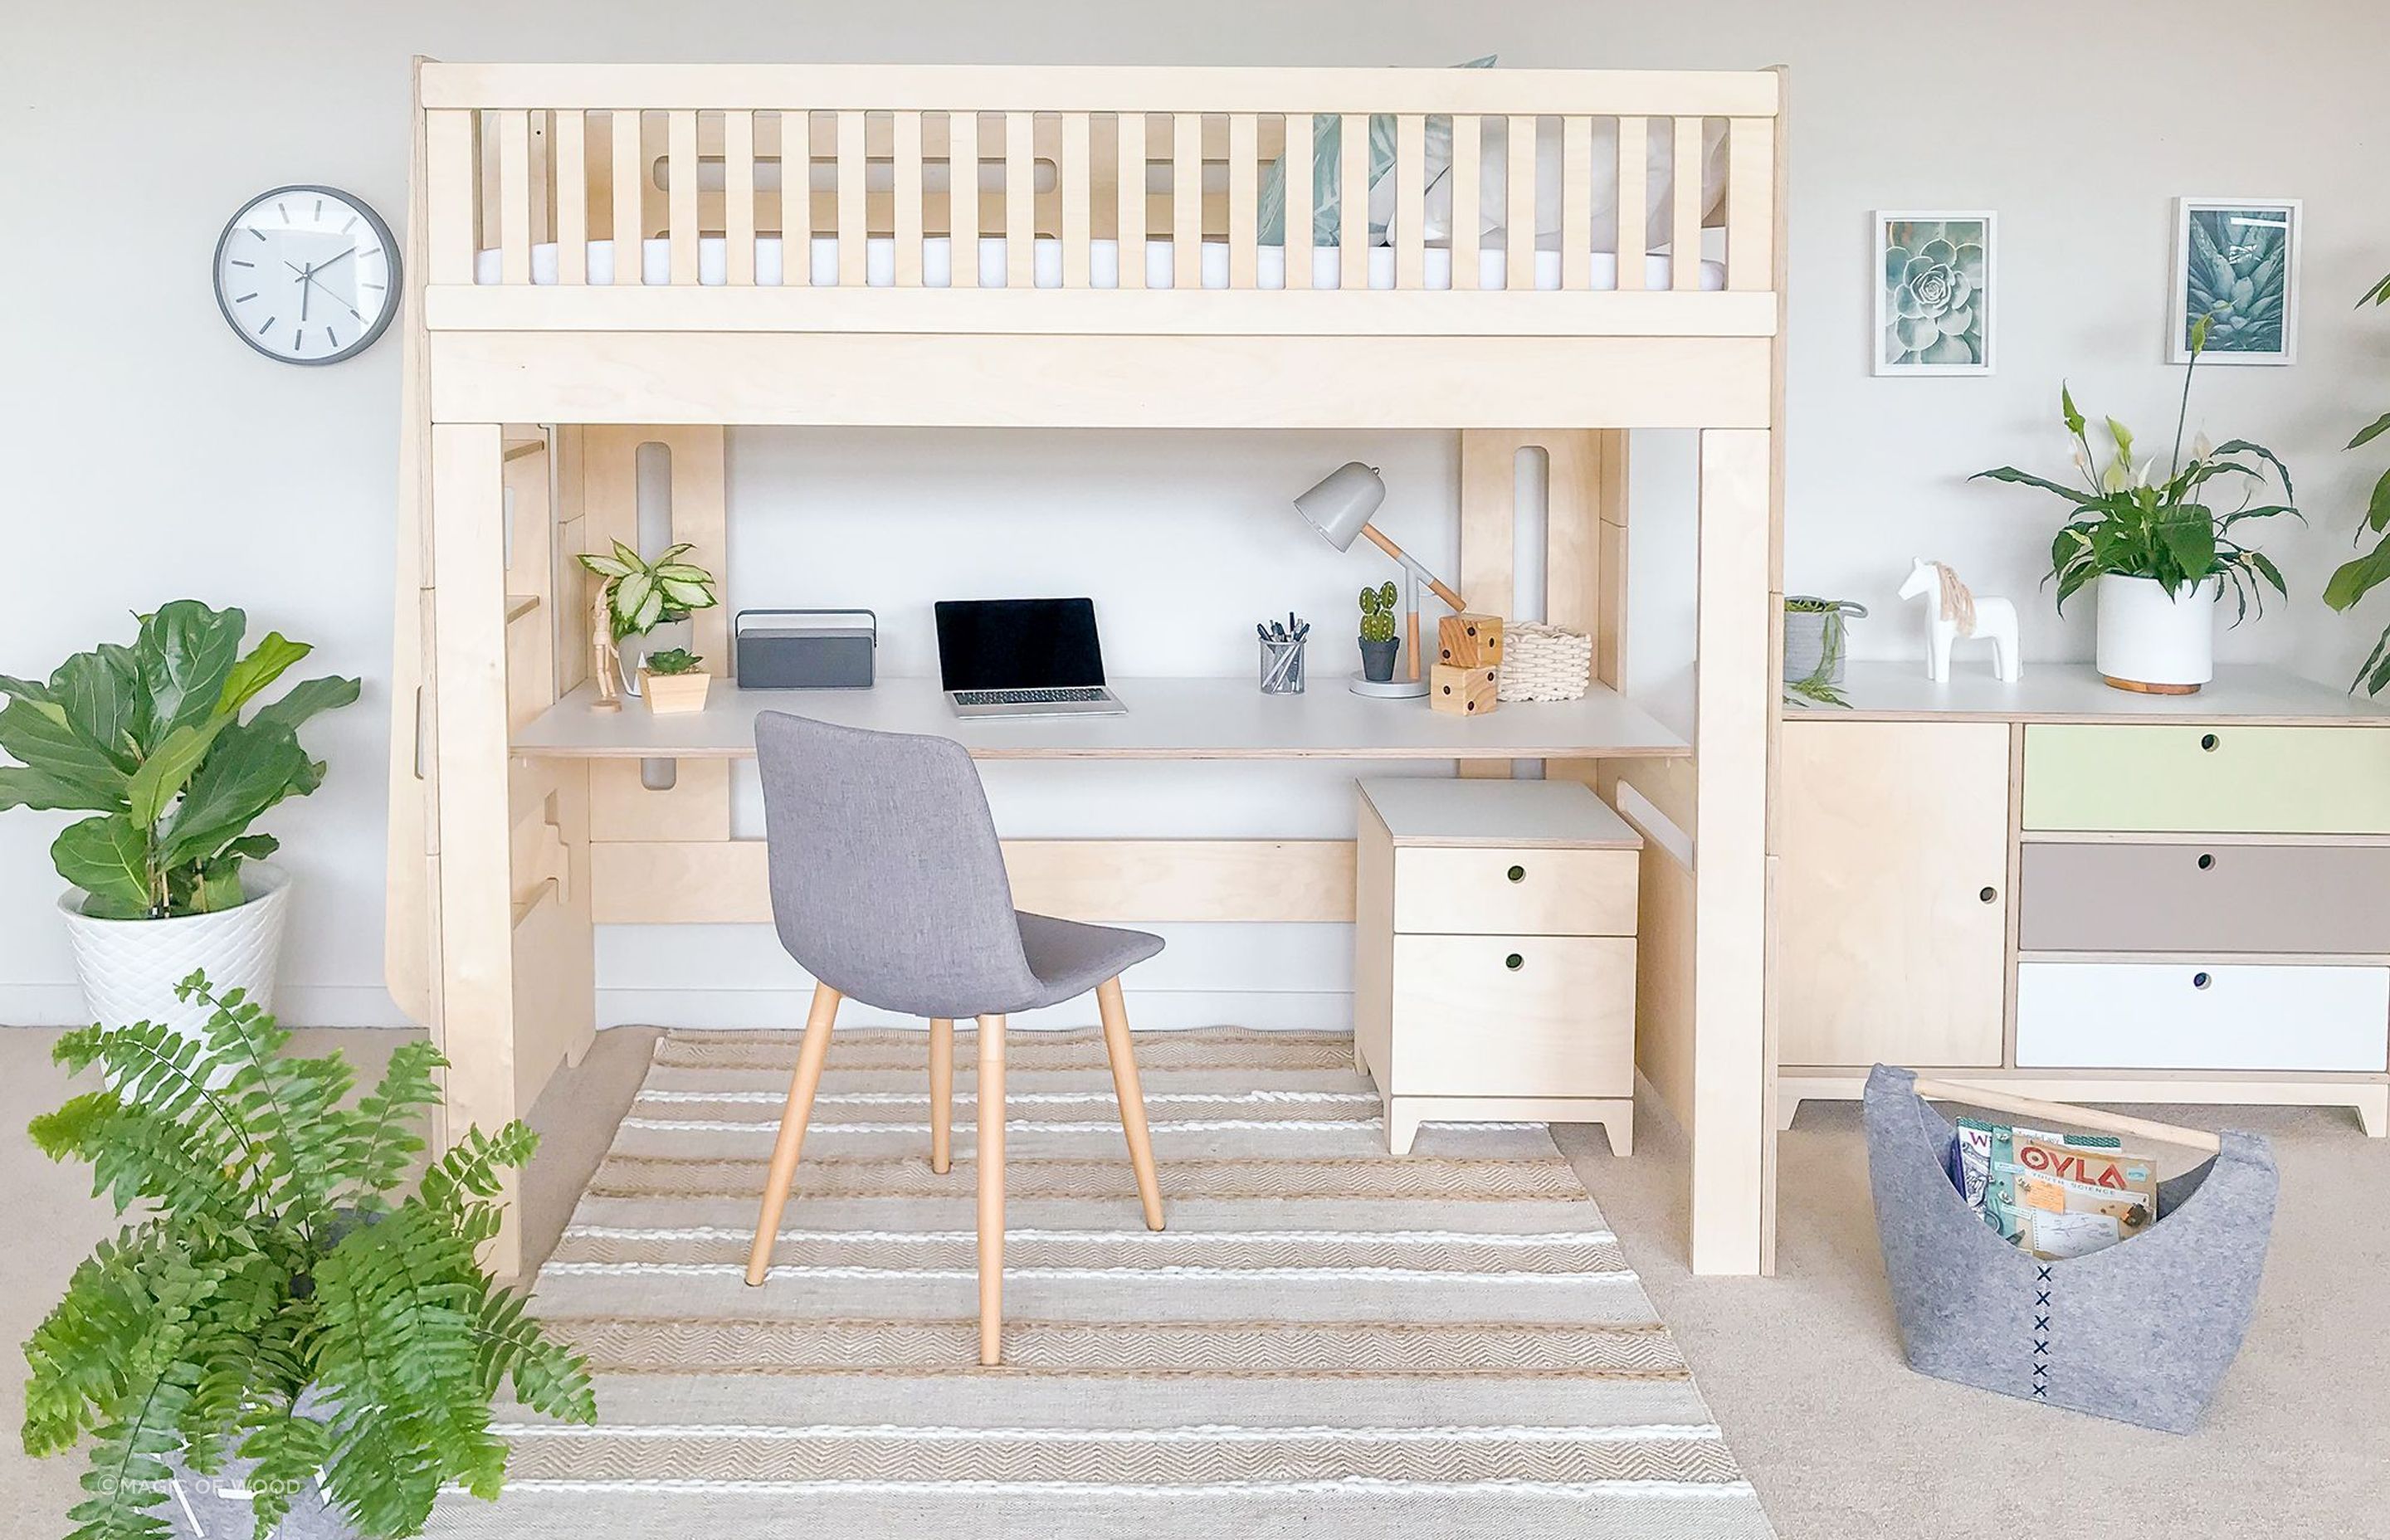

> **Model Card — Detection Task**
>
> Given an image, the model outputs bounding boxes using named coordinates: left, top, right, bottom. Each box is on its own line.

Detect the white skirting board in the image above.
left=0, top=983, right=410, bottom=1030
left=595, top=987, right=1353, bottom=1032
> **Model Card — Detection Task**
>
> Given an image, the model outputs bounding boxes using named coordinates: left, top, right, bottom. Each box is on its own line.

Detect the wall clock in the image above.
left=212, top=185, right=401, bottom=365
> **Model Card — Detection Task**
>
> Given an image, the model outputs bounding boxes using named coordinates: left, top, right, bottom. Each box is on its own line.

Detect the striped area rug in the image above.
left=432, top=1027, right=1776, bottom=1539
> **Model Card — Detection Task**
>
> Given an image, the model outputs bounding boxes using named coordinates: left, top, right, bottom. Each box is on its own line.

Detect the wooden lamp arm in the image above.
left=1358, top=524, right=1466, bottom=612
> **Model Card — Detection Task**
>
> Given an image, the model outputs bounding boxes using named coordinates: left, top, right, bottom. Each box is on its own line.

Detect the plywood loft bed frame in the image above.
left=385, top=60, right=1790, bottom=1278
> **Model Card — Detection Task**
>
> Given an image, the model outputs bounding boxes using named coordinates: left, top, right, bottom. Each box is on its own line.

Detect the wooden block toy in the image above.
left=1438, top=612, right=1505, bottom=668
left=1430, top=663, right=1499, bottom=717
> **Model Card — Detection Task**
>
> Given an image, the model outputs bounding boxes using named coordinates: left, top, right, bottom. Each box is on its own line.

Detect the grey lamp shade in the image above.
left=1293, top=462, right=1386, bottom=553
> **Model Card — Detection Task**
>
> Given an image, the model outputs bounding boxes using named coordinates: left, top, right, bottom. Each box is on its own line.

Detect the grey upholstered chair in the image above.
left=745, top=710, right=1167, bottom=1364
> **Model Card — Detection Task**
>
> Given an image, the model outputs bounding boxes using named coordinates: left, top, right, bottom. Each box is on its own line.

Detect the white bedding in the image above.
left=473, top=235, right=1725, bottom=292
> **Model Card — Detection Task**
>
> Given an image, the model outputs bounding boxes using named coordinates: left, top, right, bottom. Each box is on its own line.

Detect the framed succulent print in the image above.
left=1875, top=212, right=1994, bottom=377
left=2171, top=198, right=2300, bottom=365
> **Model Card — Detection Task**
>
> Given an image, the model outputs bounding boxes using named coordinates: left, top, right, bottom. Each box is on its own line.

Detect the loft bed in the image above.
left=386, top=61, right=1788, bottom=1279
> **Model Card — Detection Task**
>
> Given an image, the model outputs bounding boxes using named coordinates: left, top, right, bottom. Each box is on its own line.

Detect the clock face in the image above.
left=212, top=186, right=400, bottom=365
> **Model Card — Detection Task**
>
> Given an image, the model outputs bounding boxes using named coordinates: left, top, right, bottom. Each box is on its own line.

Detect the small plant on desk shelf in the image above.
left=1357, top=581, right=1400, bottom=684
left=642, top=647, right=701, bottom=675
left=575, top=541, right=718, bottom=641
left=638, top=648, right=712, bottom=714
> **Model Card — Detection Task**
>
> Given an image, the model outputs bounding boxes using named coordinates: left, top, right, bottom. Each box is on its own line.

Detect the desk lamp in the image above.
left=1293, top=462, right=1467, bottom=699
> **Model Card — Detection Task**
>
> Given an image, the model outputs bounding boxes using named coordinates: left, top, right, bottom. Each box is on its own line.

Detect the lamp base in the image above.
left=1349, top=672, right=1431, bottom=699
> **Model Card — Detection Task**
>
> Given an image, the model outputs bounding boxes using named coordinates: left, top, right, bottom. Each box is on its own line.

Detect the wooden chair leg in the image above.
left=929, top=1017, right=954, bottom=1175
left=744, top=982, right=842, bottom=1286
left=1095, top=975, right=1165, bottom=1232
left=976, top=1011, right=1007, bottom=1365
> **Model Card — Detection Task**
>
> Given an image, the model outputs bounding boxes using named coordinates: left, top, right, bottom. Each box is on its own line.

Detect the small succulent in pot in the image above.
left=1357, top=581, right=1400, bottom=683
left=641, top=647, right=702, bottom=675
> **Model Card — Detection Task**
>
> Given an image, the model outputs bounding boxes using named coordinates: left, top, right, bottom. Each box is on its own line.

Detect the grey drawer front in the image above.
left=2019, top=842, right=2390, bottom=954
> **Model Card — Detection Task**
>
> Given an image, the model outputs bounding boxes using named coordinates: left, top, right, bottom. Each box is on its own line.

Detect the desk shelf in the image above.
left=510, top=677, right=1690, bottom=761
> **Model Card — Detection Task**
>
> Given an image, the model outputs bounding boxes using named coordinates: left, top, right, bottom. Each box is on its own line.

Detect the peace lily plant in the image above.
left=1975, top=316, right=2299, bottom=691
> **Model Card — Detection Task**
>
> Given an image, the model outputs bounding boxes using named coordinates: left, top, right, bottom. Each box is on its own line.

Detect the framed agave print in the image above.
left=1875, top=212, right=1994, bottom=377
left=2171, top=197, right=2300, bottom=365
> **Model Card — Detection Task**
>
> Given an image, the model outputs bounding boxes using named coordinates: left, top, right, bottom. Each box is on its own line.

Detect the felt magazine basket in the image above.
left=1861, top=1065, right=2277, bottom=1434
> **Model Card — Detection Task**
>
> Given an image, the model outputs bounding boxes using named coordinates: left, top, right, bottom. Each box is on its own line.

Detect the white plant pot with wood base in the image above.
left=2095, top=573, right=2217, bottom=694
left=57, top=862, right=290, bottom=1041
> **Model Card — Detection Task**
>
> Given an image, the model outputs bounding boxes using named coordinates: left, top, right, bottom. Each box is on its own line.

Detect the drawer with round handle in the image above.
left=1388, top=934, right=1636, bottom=1097
left=2015, top=961, right=2390, bottom=1072
left=2019, top=842, right=2390, bottom=955
left=1390, top=846, right=1638, bottom=937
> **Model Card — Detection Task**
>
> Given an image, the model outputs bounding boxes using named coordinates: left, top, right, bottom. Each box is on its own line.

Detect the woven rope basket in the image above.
left=1496, top=623, right=1593, bottom=701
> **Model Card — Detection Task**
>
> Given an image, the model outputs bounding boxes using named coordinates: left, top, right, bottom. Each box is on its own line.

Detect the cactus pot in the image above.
left=1358, top=637, right=1400, bottom=683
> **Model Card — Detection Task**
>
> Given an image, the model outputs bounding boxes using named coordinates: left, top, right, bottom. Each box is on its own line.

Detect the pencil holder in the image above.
left=1259, top=636, right=1307, bottom=694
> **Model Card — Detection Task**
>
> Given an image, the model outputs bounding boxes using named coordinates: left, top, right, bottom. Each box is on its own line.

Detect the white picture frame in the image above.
left=1874, top=211, right=1995, bottom=378
left=2170, top=197, right=2300, bottom=366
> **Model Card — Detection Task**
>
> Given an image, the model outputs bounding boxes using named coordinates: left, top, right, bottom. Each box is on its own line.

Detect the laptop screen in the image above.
left=934, top=597, right=1107, bottom=691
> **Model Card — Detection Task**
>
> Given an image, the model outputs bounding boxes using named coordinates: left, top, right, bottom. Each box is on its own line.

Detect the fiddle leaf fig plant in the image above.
left=2323, top=270, right=2390, bottom=693
left=0, top=602, right=359, bottom=919
left=576, top=541, right=718, bottom=642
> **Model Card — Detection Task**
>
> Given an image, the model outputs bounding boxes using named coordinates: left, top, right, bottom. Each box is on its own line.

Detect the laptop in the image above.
left=935, top=597, right=1128, bottom=718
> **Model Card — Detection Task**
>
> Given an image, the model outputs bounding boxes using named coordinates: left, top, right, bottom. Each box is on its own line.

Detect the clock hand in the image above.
left=300, top=261, right=313, bottom=323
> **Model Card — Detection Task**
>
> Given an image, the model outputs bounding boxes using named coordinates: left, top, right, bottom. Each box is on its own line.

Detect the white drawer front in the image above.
left=2016, top=962, right=2390, bottom=1072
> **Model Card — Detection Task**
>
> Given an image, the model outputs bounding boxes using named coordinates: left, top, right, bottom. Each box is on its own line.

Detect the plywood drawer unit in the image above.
left=1354, top=777, right=1643, bottom=1156
left=2022, top=724, right=2390, bottom=833
left=2016, top=961, right=2390, bottom=1072
left=2020, top=842, right=2390, bottom=955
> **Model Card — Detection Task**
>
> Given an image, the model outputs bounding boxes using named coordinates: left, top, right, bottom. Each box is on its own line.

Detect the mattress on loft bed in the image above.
left=471, top=234, right=1728, bottom=292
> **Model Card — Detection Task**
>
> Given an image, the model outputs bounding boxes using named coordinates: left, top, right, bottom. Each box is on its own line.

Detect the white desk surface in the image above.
left=1358, top=777, right=1643, bottom=848
left=1790, top=662, right=2390, bottom=725
left=512, top=677, right=1690, bottom=760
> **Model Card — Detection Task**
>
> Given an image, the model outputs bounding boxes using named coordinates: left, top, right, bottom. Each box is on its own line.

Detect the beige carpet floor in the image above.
left=3, top=1023, right=2385, bottom=1538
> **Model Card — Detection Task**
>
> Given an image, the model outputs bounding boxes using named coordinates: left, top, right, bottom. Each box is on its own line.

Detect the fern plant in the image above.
left=22, top=973, right=595, bottom=1540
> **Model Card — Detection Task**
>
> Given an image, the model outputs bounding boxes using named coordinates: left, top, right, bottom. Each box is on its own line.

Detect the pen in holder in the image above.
left=1257, top=614, right=1309, bottom=694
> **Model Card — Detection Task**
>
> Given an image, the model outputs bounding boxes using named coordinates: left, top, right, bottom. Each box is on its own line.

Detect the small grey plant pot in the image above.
left=1358, top=637, right=1400, bottom=683
left=159, top=1453, right=354, bottom=1539
left=1783, top=599, right=1866, bottom=686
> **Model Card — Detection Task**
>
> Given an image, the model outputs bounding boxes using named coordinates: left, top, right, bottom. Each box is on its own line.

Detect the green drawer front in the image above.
left=2022, top=724, right=2390, bottom=833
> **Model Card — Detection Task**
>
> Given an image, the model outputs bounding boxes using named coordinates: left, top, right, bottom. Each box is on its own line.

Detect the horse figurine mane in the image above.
left=1898, top=557, right=2020, bottom=683
left=1933, top=561, right=1978, bottom=635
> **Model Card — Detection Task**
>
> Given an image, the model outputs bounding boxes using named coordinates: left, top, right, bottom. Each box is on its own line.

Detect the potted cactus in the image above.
left=1357, top=581, right=1400, bottom=683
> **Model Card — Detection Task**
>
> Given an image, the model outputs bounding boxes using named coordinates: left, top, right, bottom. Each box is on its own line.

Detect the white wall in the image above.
left=4, top=1, right=2386, bottom=1026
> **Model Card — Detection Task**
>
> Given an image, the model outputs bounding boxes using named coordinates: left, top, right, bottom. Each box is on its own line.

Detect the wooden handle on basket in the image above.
left=1909, top=1076, right=2224, bottom=1155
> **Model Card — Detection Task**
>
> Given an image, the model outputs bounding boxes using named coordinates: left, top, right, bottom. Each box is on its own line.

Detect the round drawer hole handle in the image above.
left=2192, top=971, right=2212, bottom=990
left=2200, top=733, right=2221, bottom=752
left=1506, top=865, right=1526, bottom=884
left=1978, top=886, right=1997, bottom=904
left=2197, top=852, right=2217, bottom=871
left=1505, top=953, right=1525, bottom=972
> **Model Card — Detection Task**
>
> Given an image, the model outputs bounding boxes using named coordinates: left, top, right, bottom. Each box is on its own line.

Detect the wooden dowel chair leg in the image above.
left=1095, top=975, right=1165, bottom=1232
left=929, top=1017, right=954, bottom=1175
left=744, top=982, right=841, bottom=1286
left=976, top=1012, right=1007, bottom=1365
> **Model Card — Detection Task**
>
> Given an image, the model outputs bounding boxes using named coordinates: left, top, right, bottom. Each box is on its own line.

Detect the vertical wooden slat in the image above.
left=1672, top=116, right=1704, bottom=291
left=723, top=110, right=756, bottom=285
left=951, top=113, right=979, bottom=289
left=1726, top=117, right=1776, bottom=291
left=894, top=110, right=925, bottom=287
left=666, top=110, right=698, bottom=284
left=1006, top=111, right=1035, bottom=287
left=1615, top=116, right=1650, bottom=290
left=611, top=110, right=643, bottom=285
left=1505, top=115, right=1535, bottom=292
left=1115, top=112, right=1145, bottom=289
left=427, top=110, right=477, bottom=285
left=554, top=110, right=588, bottom=285
left=1393, top=113, right=1425, bottom=290
left=1173, top=111, right=1202, bottom=290
left=1227, top=113, right=1259, bottom=289
left=837, top=110, right=866, bottom=286
left=1061, top=111, right=1091, bottom=288
left=1338, top=112, right=1368, bottom=291
left=1561, top=115, right=1592, bottom=290
left=1283, top=113, right=1312, bottom=290
left=497, top=110, right=532, bottom=285
left=1450, top=115, right=1480, bottom=290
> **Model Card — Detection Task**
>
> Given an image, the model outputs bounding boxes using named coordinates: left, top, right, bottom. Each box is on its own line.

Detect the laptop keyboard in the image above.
left=954, top=686, right=1112, bottom=706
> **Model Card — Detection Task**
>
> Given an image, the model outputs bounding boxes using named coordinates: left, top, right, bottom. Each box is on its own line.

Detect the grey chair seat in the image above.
left=1017, top=911, right=1165, bottom=1011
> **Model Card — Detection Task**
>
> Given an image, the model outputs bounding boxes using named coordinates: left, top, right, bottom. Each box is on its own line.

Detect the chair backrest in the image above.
left=753, top=711, right=1042, bottom=1017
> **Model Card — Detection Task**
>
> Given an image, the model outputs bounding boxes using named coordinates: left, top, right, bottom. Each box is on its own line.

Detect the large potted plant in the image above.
left=1976, top=318, right=2297, bottom=694
left=2324, top=270, right=2390, bottom=692
left=576, top=540, right=719, bottom=698
left=0, top=602, right=358, bottom=1037
left=22, top=972, right=596, bottom=1539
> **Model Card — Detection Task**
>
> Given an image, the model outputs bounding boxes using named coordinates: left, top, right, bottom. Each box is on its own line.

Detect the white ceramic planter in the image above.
left=59, top=862, right=290, bottom=1040
left=2095, top=573, right=2217, bottom=694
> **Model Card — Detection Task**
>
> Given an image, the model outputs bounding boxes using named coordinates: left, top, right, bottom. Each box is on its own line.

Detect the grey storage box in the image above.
left=1862, top=1065, right=2276, bottom=1434
left=735, top=609, right=876, bottom=689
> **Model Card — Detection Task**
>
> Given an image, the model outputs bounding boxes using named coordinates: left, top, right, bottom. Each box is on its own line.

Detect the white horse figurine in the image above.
left=1897, top=558, right=2021, bottom=682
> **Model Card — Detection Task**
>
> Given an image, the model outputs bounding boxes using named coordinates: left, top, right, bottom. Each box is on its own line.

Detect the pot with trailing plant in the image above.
left=0, top=602, right=358, bottom=1040
left=577, top=539, right=719, bottom=698
left=22, top=972, right=596, bottom=1539
left=1976, top=316, right=2297, bottom=694
left=1357, top=581, right=1401, bottom=683
left=2324, top=268, right=2390, bottom=693
left=1783, top=596, right=1866, bottom=705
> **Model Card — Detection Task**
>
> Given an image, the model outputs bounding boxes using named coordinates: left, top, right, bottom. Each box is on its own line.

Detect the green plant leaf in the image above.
left=249, top=673, right=362, bottom=736
left=2362, top=273, right=2390, bottom=309
left=123, top=718, right=231, bottom=828
left=2325, top=537, right=2390, bottom=612
left=51, top=646, right=146, bottom=771
left=0, top=671, right=54, bottom=704
left=156, top=720, right=310, bottom=872
left=574, top=552, right=632, bottom=579
left=2059, top=383, right=2084, bottom=436
left=2353, top=412, right=2390, bottom=451
left=53, top=816, right=153, bottom=914
left=1973, top=465, right=2105, bottom=508
left=0, top=697, right=130, bottom=812
left=216, top=631, right=312, bottom=718
left=135, top=601, right=246, bottom=742
left=612, top=571, right=655, bottom=629
left=2211, top=439, right=2295, bottom=504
